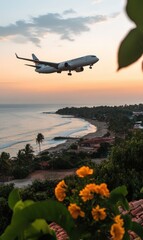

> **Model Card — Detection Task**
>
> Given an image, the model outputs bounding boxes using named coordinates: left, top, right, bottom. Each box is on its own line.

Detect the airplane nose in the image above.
left=96, top=57, right=99, bottom=62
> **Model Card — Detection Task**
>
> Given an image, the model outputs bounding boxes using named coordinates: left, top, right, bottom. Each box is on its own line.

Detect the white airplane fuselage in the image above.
left=36, top=55, right=98, bottom=74
left=15, top=53, right=99, bottom=76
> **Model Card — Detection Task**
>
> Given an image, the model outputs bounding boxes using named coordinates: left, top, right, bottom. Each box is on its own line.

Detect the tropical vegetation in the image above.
left=0, top=166, right=143, bottom=240
left=36, top=133, right=44, bottom=152
left=0, top=0, right=143, bottom=238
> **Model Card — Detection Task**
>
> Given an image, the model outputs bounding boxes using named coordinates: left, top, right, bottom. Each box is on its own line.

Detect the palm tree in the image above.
left=16, top=149, right=25, bottom=165
left=24, top=144, right=34, bottom=159
left=36, top=133, right=44, bottom=152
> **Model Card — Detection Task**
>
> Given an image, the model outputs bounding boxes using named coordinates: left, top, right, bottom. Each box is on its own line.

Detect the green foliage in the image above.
left=130, top=221, right=143, bottom=239
left=97, top=162, right=143, bottom=200
left=0, top=198, right=12, bottom=236
left=0, top=183, right=14, bottom=198
left=8, top=188, right=21, bottom=210
left=36, top=133, right=44, bottom=152
left=118, top=0, right=143, bottom=70
left=92, top=142, right=110, bottom=158
left=110, top=131, right=143, bottom=171
left=118, top=28, right=143, bottom=70
left=126, top=0, right=143, bottom=27
left=0, top=152, right=11, bottom=178
left=0, top=184, right=14, bottom=235
left=54, top=167, right=143, bottom=240
left=56, top=105, right=136, bottom=134
left=95, top=131, right=143, bottom=200
left=20, top=179, right=58, bottom=201
left=49, top=152, right=89, bottom=169
left=12, top=165, right=30, bottom=179
left=109, top=186, right=129, bottom=210
left=0, top=189, right=76, bottom=240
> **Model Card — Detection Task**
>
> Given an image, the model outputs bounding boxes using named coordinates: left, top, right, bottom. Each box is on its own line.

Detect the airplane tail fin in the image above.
left=32, top=54, right=39, bottom=61
left=32, top=54, right=41, bottom=69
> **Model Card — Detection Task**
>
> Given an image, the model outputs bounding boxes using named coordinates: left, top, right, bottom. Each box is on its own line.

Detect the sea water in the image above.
left=0, top=104, right=96, bottom=157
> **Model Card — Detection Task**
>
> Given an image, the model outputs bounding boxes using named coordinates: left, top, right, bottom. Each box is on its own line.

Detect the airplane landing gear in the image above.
left=89, top=65, right=92, bottom=69
left=68, top=71, right=72, bottom=76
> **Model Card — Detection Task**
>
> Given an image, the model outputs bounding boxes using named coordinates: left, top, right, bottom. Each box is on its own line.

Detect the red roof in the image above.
left=82, top=137, right=115, bottom=144
left=119, top=199, right=143, bottom=240
left=49, top=222, right=68, bottom=240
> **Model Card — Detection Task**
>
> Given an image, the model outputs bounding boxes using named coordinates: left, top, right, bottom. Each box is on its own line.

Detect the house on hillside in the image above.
left=133, top=121, right=143, bottom=130
left=133, top=111, right=143, bottom=116
left=79, top=137, right=115, bottom=148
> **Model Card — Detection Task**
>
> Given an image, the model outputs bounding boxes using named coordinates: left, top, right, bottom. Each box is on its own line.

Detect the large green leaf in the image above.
left=13, top=200, right=34, bottom=212
left=118, top=28, right=143, bottom=70
left=126, top=0, right=143, bottom=27
left=8, top=188, right=21, bottom=210
left=0, top=200, right=77, bottom=240
left=110, top=186, right=129, bottom=210
left=110, top=185, right=128, bottom=197
left=122, top=214, right=132, bottom=230
left=24, top=219, right=57, bottom=240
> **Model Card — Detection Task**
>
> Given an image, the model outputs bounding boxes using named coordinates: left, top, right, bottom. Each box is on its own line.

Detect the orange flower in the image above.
left=55, top=180, right=67, bottom=202
left=91, top=205, right=107, bottom=221
left=114, top=215, right=124, bottom=227
left=76, top=166, right=93, bottom=178
left=86, top=183, right=99, bottom=192
left=57, top=180, right=67, bottom=188
left=68, top=203, right=85, bottom=219
left=98, top=183, right=110, bottom=197
left=79, top=183, right=109, bottom=202
left=79, top=187, right=94, bottom=202
left=79, top=183, right=97, bottom=202
left=110, top=223, right=125, bottom=240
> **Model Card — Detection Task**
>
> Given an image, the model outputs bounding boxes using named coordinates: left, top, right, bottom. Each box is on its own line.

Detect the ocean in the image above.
left=0, top=104, right=96, bottom=157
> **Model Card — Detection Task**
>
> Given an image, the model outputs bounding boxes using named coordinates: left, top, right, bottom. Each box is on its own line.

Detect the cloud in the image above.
left=0, top=10, right=119, bottom=46
left=63, top=9, right=77, bottom=15
left=110, top=12, right=120, bottom=18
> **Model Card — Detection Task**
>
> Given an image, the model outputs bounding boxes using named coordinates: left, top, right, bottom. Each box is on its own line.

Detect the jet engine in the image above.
left=58, top=62, right=70, bottom=70
left=75, top=67, right=84, bottom=72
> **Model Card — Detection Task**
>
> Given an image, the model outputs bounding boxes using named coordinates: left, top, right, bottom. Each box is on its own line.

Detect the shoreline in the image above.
left=42, top=119, right=108, bottom=154
left=4, top=119, right=108, bottom=187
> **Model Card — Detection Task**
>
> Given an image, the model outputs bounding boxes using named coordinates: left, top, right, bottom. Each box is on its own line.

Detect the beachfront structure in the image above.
left=79, top=137, right=115, bottom=148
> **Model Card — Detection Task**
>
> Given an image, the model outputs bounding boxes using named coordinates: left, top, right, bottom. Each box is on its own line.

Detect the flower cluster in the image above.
left=55, top=166, right=128, bottom=240
left=79, top=182, right=109, bottom=202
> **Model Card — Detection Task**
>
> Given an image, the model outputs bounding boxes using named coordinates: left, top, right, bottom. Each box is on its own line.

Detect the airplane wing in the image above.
left=15, top=53, right=59, bottom=69
left=25, top=64, right=41, bottom=69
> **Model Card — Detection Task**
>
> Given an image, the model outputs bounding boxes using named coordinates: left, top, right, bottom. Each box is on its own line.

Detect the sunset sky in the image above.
left=0, top=0, right=143, bottom=106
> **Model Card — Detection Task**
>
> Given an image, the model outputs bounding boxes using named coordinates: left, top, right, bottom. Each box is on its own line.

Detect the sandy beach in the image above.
left=44, top=119, right=108, bottom=154
left=83, top=119, right=108, bottom=139
left=27, top=119, right=108, bottom=183
left=5, top=119, right=108, bottom=187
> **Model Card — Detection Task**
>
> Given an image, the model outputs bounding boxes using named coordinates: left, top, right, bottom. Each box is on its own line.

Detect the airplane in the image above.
left=15, top=53, right=99, bottom=76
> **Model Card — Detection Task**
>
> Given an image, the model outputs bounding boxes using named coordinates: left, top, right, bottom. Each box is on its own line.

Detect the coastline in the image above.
left=43, top=119, right=108, bottom=154
left=28, top=119, right=108, bottom=184
left=5, top=119, right=108, bottom=187
left=82, top=119, right=108, bottom=139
